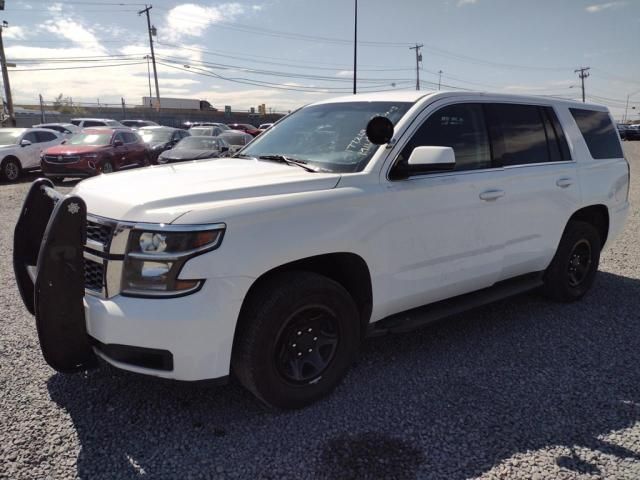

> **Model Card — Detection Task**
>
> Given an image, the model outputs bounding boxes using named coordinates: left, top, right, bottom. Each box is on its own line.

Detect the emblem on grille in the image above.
left=58, top=156, right=63, bottom=161
left=67, top=203, right=80, bottom=215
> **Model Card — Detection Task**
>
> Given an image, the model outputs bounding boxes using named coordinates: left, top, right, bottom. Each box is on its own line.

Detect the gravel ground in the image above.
left=1, top=145, right=640, bottom=480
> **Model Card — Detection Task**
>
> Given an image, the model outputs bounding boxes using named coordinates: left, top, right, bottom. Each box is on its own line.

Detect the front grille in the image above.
left=43, top=155, right=80, bottom=163
left=84, top=258, right=104, bottom=292
left=86, top=220, right=113, bottom=246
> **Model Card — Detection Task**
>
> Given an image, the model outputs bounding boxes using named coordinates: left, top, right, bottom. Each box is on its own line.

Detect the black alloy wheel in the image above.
left=567, top=239, right=592, bottom=287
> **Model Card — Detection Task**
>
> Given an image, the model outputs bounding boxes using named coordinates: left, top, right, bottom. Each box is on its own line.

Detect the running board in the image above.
left=368, top=272, right=544, bottom=336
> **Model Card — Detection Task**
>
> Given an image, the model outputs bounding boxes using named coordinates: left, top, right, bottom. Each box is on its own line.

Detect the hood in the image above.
left=45, top=144, right=108, bottom=155
left=72, top=157, right=341, bottom=223
left=160, top=149, right=219, bottom=161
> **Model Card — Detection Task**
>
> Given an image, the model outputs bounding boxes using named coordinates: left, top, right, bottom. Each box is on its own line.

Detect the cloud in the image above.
left=163, top=3, right=245, bottom=41
left=42, top=18, right=104, bottom=51
left=585, top=1, right=626, bottom=13
left=335, top=70, right=354, bottom=77
left=3, top=26, right=28, bottom=40
left=457, top=0, right=478, bottom=6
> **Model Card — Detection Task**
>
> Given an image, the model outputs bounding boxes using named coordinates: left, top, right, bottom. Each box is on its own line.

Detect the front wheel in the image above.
left=542, top=220, right=601, bottom=302
left=100, top=160, right=115, bottom=174
left=1, top=157, right=21, bottom=182
left=232, top=271, right=361, bottom=409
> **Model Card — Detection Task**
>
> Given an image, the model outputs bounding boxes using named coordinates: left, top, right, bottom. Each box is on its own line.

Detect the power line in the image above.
left=9, top=61, right=147, bottom=72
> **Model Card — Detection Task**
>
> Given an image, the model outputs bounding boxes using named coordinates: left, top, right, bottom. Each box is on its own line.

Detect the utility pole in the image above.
left=409, top=44, right=423, bottom=91
left=574, top=67, right=590, bottom=103
left=0, top=20, right=15, bottom=126
left=438, top=70, right=443, bottom=90
left=139, top=5, right=161, bottom=110
left=353, top=0, right=357, bottom=95
left=39, top=94, right=45, bottom=123
left=121, top=97, right=126, bottom=119
left=144, top=55, right=153, bottom=107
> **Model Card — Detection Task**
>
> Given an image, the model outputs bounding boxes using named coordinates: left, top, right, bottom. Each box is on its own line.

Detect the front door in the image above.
left=376, top=102, right=506, bottom=317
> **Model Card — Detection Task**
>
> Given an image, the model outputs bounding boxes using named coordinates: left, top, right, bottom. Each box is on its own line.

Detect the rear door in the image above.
left=20, top=131, right=42, bottom=169
left=123, top=131, right=146, bottom=166
left=486, top=103, right=580, bottom=279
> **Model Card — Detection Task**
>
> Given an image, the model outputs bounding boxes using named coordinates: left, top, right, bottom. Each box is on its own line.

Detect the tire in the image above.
left=156, top=155, right=168, bottom=165
left=232, top=271, right=361, bottom=409
left=1, top=157, right=21, bottom=182
left=542, top=220, right=601, bottom=302
left=100, top=160, right=115, bottom=174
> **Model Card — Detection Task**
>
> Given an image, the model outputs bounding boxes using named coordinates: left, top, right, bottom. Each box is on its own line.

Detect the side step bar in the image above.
left=368, top=272, right=544, bottom=336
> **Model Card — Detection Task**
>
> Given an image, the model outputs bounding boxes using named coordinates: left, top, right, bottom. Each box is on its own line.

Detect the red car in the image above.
left=41, top=128, right=148, bottom=178
left=226, top=123, right=262, bottom=137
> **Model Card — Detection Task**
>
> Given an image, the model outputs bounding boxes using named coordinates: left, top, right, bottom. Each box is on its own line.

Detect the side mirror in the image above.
left=113, top=139, right=124, bottom=147
left=61, top=139, right=67, bottom=145
left=366, top=116, right=394, bottom=145
left=220, top=146, right=229, bottom=153
left=20, top=139, right=32, bottom=147
left=407, top=146, right=456, bottom=171
left=392, top=146, right=456, bottom=180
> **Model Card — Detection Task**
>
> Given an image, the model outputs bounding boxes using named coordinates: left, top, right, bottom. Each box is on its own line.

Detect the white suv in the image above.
left=0, top=128, right=63, bottom=181
left=14, top=91, right=630, bottom=408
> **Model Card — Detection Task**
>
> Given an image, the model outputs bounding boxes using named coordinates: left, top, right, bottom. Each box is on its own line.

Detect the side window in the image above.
left=543, top=107, right=572, bottom=161
left=84, top=121, right=105, bottom=127
left=486, top=104, right=549, bottom=166
left=113, top=133, right=125, bottom=144
left=123, top=132, right=139, bottom=143
left=36, top=131, right=58, bottom=143
left=23, top=132, right=38, bottom=143
left=398, top=103, right=491, bottom=171
left=570, top=108, right=623, bottom=159
left=70, top=120, right=81, bottom=126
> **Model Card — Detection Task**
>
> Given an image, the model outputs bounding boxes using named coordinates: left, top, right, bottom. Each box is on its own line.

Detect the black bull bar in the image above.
left=13, top=178, right=97, bottom=372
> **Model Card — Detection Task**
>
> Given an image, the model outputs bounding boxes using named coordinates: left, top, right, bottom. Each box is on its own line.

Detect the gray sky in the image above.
left=3, top=0, right=639, bottom=119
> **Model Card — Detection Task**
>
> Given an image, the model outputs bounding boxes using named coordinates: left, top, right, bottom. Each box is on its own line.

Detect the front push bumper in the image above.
left=13, top=178, right=97, bottom=372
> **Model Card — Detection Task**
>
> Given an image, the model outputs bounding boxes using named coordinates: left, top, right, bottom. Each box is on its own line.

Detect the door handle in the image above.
left=479, top=189, right=505, bottom=201
left=556, top=177, right=573, bottom=188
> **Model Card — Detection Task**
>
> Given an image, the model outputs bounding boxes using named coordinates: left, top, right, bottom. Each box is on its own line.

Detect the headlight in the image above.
left=121, top=224, right=224, bottom=297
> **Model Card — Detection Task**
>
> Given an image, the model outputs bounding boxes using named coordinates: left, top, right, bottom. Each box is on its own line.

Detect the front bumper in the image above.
left=13, top=179, right=249, bottom=381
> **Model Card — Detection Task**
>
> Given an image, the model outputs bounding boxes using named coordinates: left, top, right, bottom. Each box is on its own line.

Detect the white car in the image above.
left=32, top=123, right=81, bottom=138
left=0, top=128, right=63, bottom=181
left=70, top=118, right=126, bottom=128
left=14, top=91, right=629, bottom=409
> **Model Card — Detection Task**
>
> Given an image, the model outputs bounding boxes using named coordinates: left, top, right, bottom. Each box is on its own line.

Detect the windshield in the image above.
left=241, top=101, right=411, bottom=172
left=140, top=130, right=173, bottom=143
left=0, top=129, right=25, bottom=144
left=176, top=136, right=222, bottom=150
left=68, top=133, right=112, bottom=146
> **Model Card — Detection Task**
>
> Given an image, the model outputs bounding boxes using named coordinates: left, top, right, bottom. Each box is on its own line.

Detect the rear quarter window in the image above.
left=570, top=108, right=623, bottom=159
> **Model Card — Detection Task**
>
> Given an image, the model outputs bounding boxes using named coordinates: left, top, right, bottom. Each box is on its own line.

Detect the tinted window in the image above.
left=36, top=131, right=58, bottom=142
left=398, top=103, right=491, bottom=171
left=570, top=108, right=623, bottom=159
left=23, top=132, right=38, bottom=143
left=123, top=132, right=139, bottom=143
left=70, top=120, right=81, bottom=126
left=544, top=107, right=571, bottom=160
left=113, top=132, right=125, bottom=144
left=84, top=121, right=106, bottom=127
left=486, top=104, right=549, bottom=166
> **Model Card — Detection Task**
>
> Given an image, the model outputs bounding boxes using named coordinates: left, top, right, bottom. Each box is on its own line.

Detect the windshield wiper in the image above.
left=258, top=154, right=319, bottom=173
left=232, top=153, right=254, bottom=159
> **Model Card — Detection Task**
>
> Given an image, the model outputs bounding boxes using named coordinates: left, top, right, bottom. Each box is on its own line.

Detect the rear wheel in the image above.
left=1, top=157, right=21, bottom=182
left=232, top=271, right=361, bottom=409
left=542, top=220, right=601, bottom=302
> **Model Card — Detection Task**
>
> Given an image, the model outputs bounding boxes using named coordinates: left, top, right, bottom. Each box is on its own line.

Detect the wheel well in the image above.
left=239, top=253, right=373, bottom=336
left=569, top=205, right=609, bottom=248
left=1, top=155, right=21, bottom=168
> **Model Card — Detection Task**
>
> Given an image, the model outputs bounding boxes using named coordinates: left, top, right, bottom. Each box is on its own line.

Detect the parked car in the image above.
left=121, top=119, right=160, bottom=129
left=41, top=128, right=148, bottom=178
left=258, top=123, right=274, bottom=130
left=188, top=126, right=252, bottom=151
left=70, top=118, right=126, bottom=128
left=32, top=123, right=81, bottom=138
left=183, top=121, right=228, bottom=130
left=14, top=91, right=629, bottom=410
left=226, top=123, right=262, bottom=137
left=0, top=128, right=63, bottom=181
left=625, top=124, right=640, bottom=140
left=138, top=126, right=190, bottom=163
left=157, top=135, right=230, bottom=164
